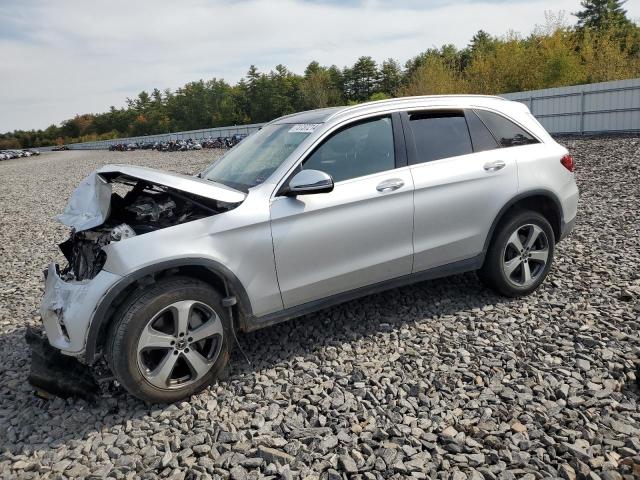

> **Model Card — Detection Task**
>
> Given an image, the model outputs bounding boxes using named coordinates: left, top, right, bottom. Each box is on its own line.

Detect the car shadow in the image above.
left=228, top=272, right=502, bottom=378
left=0, top=271, right=508, bottom=458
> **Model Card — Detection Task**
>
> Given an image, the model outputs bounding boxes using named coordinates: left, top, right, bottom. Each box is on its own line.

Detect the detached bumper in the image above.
left=26, top=327, right=99, bottom=400
left=39, top=263, right=122, bottom=356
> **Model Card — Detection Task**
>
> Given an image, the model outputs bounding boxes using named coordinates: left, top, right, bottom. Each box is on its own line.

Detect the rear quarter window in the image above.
left=474, top=109, right=539, bottom=147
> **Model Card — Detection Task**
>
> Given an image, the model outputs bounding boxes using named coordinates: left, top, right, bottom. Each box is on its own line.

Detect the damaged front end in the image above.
left=32, top=164, right=245, bottom=399
left=26, top=327, right=100, bottom=400
left=56, top=167, right=241, bottom=281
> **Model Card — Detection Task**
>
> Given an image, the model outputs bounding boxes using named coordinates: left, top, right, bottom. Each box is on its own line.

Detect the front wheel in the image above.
left=107, top=277, right=232, bottom=403
left=479, top=211, right=555, bottom=297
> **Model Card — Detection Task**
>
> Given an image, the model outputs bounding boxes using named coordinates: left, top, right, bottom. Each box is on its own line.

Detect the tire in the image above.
left=479, top=210, right=555, bottom=297
left=107, top=277, right=232, bottom=403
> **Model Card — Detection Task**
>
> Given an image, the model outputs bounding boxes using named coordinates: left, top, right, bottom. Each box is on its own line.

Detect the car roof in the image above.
left=272, top=95, right=508, bottom=125
left=274, top=107, right=344, bottom=124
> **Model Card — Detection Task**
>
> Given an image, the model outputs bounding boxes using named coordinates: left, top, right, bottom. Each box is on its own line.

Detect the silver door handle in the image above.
left=376, top=179, right=404, bottom=192
left=484, top=160, right=506, bottom=171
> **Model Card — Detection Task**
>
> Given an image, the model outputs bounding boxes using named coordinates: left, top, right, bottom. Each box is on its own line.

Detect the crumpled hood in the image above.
left=96, top=164, right=245, bottom=203
left=56, top=172, right=112, bottom=231
left=56, top=164, right=245, bottom=231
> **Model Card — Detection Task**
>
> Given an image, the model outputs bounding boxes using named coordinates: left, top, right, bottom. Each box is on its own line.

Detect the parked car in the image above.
left=3, top=149, right=26, bottom=158
left=36, top=95, right=578, bottom=402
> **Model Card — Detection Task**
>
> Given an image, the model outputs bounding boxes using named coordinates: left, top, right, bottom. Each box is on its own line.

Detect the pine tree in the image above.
left=378, top=59, right=402, bottom=97
left=575, top=0, right=631, bottom=30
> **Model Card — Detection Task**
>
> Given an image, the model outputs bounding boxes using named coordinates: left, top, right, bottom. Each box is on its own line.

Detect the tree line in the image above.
left=2, top=0, right=639, bottom=149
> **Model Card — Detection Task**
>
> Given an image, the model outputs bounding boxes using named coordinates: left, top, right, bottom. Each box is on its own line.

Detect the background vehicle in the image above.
left=107, top=136, right=243, bottom=153
left=0, top=149, right=39, bottom=159
left=36, top=95, right=578, bottom=402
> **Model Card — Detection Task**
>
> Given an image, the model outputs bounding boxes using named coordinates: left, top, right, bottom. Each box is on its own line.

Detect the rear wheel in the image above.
left=479, top=211, right=555, bottom=297
left=107, top=277, right=232, bottom=403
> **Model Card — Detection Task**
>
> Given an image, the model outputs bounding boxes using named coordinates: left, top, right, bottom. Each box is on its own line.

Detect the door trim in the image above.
left=244, top=253, right=483, bottom=331
left=273, top=112, right=408, bottom=198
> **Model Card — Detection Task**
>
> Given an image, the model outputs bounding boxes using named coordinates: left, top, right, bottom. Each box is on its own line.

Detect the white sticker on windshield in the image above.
left=289, top=123, right=321, bottom=133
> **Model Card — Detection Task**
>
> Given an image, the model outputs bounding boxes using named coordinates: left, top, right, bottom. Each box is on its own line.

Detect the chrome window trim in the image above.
left=269, top=108, right=405, bottom=200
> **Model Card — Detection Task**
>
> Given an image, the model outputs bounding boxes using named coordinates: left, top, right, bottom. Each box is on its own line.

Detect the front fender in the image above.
left=84, top=257, right=253, bottom=364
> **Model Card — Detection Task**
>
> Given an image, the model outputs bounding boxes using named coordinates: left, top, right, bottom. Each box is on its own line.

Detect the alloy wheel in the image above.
left=136, top=300, right=223, bottom=390
left=502, top=223, right=550, bottom=288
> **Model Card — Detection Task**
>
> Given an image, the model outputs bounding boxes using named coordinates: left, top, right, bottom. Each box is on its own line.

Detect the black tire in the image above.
left=106, top=277, right=232, bottom=403
left=479, top=210, right=555, bottom=297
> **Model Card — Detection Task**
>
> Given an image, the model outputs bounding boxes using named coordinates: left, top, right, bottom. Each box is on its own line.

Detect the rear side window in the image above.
left=465, top=110, right=499, bottom=152
left=474, top=109, right=539, bottom=147
left=407, top=111, right=473, bottom=163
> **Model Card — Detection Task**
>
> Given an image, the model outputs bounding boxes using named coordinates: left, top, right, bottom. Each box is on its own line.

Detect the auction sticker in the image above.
left=289, top=123, right=321, bottom=133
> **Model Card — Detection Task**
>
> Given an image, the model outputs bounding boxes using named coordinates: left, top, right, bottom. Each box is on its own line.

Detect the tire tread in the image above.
left=106, top=276, right=231, bottom=403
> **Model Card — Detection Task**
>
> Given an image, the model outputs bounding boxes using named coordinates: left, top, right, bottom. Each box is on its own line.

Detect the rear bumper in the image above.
left=558, top=177, right=578, bottom=243
left=560, top=215, right=576, bottom=241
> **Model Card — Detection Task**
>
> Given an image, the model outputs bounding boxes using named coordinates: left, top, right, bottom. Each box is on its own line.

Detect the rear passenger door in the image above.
left=402, top=108, right=521, bottom=272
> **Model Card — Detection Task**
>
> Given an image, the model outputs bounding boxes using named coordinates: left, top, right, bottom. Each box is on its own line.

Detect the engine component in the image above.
left=54, top=168, right=240, bottom=282
left=110, top=223, right=136, bottom=241
left=125, top=196, right=177, bottom=222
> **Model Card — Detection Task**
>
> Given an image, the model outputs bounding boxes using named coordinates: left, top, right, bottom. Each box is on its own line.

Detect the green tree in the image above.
left=469, top=30, right=495, bottom=55
left=300, top=62, right=342, bottom=109
left=401, top=56, right=468, bottom=96
left=575, top=0, right=632, bottom=30
left=4, top=11, right=640, bottom=148
left=344, top=56, right=378, bottom=102
left=379, top=59, right=402, bottom=96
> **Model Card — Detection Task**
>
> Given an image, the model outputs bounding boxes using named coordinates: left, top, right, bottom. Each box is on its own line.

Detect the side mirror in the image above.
left=286, top=169, right=334, bottom=196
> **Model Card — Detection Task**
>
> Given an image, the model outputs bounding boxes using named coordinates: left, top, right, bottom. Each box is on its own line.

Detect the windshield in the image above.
left=202, top=124, right=315, bottom=192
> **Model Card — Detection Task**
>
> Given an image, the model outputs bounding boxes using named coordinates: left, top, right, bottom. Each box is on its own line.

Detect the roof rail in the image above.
left=326, top=94, right=505, bottom=120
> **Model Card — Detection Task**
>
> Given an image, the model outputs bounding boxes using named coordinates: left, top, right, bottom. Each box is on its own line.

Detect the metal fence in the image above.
left=502, top=77, right=640, bottom=135
left=48, top=77, right=640, bottom=151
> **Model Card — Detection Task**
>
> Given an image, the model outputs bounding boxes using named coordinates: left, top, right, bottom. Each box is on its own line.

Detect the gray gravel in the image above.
left=0, top=137, right=639, bottom=479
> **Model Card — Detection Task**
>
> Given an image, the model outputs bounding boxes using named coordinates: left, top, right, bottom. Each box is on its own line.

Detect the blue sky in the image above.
left=0, top=0, right=638, bottom=132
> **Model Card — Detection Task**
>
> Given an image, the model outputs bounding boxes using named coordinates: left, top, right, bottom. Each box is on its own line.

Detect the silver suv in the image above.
left=39, top=95, right=578, bottom=402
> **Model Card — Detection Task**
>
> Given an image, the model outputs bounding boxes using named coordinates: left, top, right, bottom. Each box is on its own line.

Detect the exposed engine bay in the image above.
left=57, top=172, right=240, bottom=281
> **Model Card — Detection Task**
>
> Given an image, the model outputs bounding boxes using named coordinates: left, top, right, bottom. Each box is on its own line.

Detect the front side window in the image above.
left=407, top=111, right=473, bottom=164
left=474, top=109, right=539, bottom=147
left=302, top=116, right=395, bottom=183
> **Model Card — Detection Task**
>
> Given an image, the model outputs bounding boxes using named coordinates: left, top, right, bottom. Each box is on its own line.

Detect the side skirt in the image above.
left=244, top=254, right=484, bottom=332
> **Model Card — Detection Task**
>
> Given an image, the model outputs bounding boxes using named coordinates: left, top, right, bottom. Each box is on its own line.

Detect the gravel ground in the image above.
left=0, top=138, right=639, bottom=479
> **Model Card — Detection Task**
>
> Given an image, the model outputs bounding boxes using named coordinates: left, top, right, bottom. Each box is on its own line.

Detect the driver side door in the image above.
left=269, top=114, right=415, bottom=308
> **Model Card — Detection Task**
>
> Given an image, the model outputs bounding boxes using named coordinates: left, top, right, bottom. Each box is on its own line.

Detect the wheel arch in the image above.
left=483, top=189, right=564, bottom=256
left=84, top=258, right=252, bottom=364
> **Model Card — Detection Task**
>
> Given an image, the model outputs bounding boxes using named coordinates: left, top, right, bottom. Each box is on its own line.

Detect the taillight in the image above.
left=560, top=154, right=575, bottom=172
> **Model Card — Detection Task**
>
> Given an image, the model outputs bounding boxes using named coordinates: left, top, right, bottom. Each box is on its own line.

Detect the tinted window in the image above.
left=474, top=109, right=539, bottom=147
left=408, top=111, right=472, bottom=163
left=466, top=110, right=500, bottom=152
left=303, top=116, right=395, bottom=182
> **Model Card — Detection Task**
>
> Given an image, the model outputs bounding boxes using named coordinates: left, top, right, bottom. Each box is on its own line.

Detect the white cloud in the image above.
left=0, top=0, right=638, bottom=131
